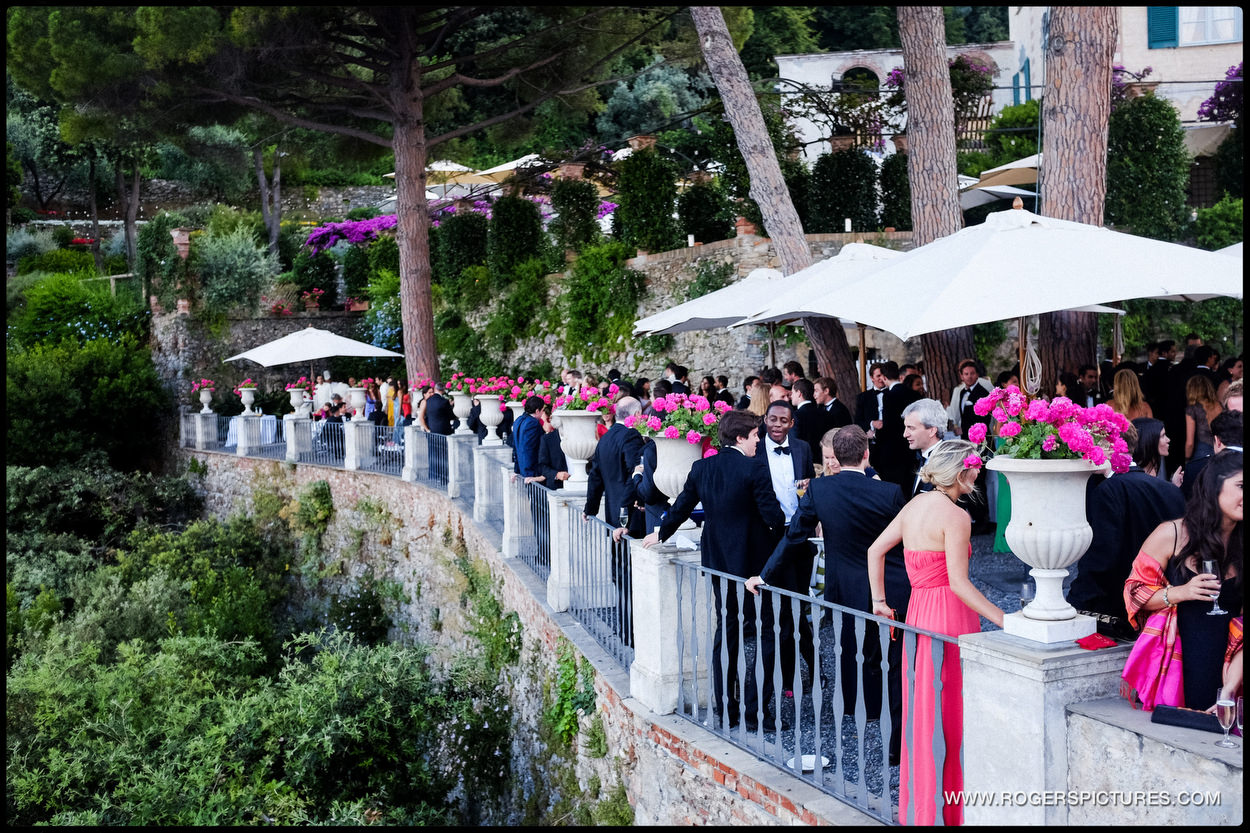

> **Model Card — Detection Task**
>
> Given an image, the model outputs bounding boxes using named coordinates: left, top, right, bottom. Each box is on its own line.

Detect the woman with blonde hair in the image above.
left=746, top=378, right=771, bottom=417
left=1111, top=368, right=1152, bottom=421
left=868, top=439, right=1004, bottom=825
left=1185, top=374, right=1222, bottom=461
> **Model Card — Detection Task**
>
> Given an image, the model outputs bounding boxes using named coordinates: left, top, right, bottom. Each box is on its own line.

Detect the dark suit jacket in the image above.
left=512, top=412, right=542, bottom=476
left=1068, top=466, right=1186, bottom=624
left=760, top=471, right=910, bottom=614
left=584, top=422, right=646, bottom=523
left=622, top=438, right=670, bottom=531
left=952, top=383, right=992, bottom=435
left=537, top=428, right=568, bottom=488
left=823, top=398, right=853, bottom=430
left=875, top=383, right=918, bottom=487
left=659, top=447, right=785, bottom=577
left=792, top=401, right=828, bottom=458
left=671, top=380, right=690, bottom=395
left=424, top=393, right=455, bottom=435
left=855, top=388, right=884, bottom=432
left=754, top=435, right=816, bottom=487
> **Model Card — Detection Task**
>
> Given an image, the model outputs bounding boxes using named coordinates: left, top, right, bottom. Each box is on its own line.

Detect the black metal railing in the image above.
left=567, top=512, right=635, bottom=670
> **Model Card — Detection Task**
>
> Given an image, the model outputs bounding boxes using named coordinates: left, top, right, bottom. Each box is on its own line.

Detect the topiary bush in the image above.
left=808, top=148, right=879, bottom=233
left=549, top=178, right=601, bottom=252
left=1193, top=194, right=1243, bottom=250
left=559, top=240, right=644, bottom=364
left=1105, top=93, right=1190, bottom=241
left=677, top=183, right=732, bottom=244
left=613, top=147, right=681, bottom=252
left=879, top=151, right=912, bottom=231
left=486, top=195, right=545, bottom=286
left=341, top=244, right=371, bottom=300
left=434, top=209, right=488, bottom=289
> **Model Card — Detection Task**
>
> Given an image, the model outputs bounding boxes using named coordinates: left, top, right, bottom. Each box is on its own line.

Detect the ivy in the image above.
left=545, top=638, right=596, bottom=749
left=684, top=259, right=734, bottom=301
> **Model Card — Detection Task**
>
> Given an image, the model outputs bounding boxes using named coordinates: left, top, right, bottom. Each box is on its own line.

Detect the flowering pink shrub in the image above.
left=973, top=385, right=1130, bottom=472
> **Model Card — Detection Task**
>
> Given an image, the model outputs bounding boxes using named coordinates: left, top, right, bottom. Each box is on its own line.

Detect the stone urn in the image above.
left=288, top=388, right=309, bottom=415
left=477, top=394, right=505, bottom=445
left=505, top=400, right=526, bottom=427
left=987, top=456, right=1107, bottom=634
left=553, top=409, right=602, bottom=487
left=238, top=387, right=257, bottom=415
left=652, top=436, right=702, bottom=530
left=347, top=387, right=368, bottom=422
left=199, top=389, right=214, bottom=414
left=451, top=391, right=474, bottom=434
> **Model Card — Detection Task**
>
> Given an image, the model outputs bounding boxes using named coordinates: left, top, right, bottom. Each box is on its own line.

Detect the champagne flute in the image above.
left=1202, top=558, right=1227, bottom=615
left=1214, top=689, right=1238, bottom=748
left=1020, top=581, right=1035, bottom=611
left=1237, top=696, right=1243, bottom=737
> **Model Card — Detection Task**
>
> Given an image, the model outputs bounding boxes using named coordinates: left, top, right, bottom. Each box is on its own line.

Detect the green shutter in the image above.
left=1147, top=7, right=1179, bottom=48
left=1023, top=59, right=1032, bottom=102
left=1013, top=73, right=1021, bottom=106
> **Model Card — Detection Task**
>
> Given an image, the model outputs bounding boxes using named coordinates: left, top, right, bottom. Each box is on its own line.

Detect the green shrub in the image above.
left=341, top=244, right=370, bottom=298
left=345, top=205, right=380, bottom=220
left=434, top=209, right=489, bottom=288
left=366, top=234, right=400, bottom=280
left=549, top=178, right=601, bottom=252
left=879, top=150, right=912, bottom=231
left=6, top=336, right=169, bottom=470
left=51, top=223, right=75, bottom=248
left=559, top=240, right=645, bottom=364
left=135, top=211, right=191, bottom=309
left=1194, top=194, right=1243, bottom=250
left=6, top=225, right=56, bottom=265
left=287, top=247, right=339, bottom=307
left=614, top=147, right=681, bottom=252
left=983, top=99, right=1041, bottom=164
left=363, top=268, right=402, bottom=351
left=15, top=247, right=96, bottom=276
left=10, top=206, right=37, bottom=225
left=809, top=148, right=879, bottom=233
left=484, top=258, right=549, bottom=355
left=1213, top=127, right=1242, bottom=199
left=8, top=272, right=147, bottom=348
left=677, top=183, right=731, bottom=244
left=487, top=195, right=545, bottom=285
left=194, top=226, right=279, bottom=316
left=684, top=259, right=733, bottom=301
left=1106, top=93, right=1190, bottom=240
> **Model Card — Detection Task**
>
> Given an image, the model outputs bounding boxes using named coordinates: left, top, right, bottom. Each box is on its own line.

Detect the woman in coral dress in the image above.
left=868, top=439, right=1005, bottom=825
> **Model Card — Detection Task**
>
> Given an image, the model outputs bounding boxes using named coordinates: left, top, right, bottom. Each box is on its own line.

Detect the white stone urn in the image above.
left=553, top=409, right=602, bottom=487
left=288, top=388, right=310, bottom=416
left=986, top=456, right=1107, bottom=622
left=347, top=387, right=368, bottom=422
left=238, top=387, right=257, bottom=415
left=451, top=391, right=474, bottom=434
left=652, top=436, right=702, bottom=530
left=505, top=400, right=525, bottom=426
left=477, top=394, right=504, bottom=445
left=199, top=389, right=214, bottom=414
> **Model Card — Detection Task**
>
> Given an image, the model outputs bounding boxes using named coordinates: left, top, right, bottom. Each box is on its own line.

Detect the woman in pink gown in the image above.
left=868, top=440, right=1005, bottom=825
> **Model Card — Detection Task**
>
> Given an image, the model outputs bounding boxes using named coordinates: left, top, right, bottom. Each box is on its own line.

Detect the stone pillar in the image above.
left=194, top=413, right=216, bottom=451
left=959, top=631, right=1134, bottom=825
left=628, top=540, right=708, bottom=715
left=502, top=467, right=521, bottom=558
left=235, top=415, right=261, bottom=457
left=284, top=415, right=311, bottom=462
left=474, top=446, right=513, bottom=523
left=402, top=424, right=419, bottom=482
left=344, top=421, right=375, bottom=471
left=545, top=489, right=581, bottom=612
left=446, top=434, right=477, bottom=498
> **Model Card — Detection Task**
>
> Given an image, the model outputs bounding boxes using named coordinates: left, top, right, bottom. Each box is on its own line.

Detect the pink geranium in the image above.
left=973, top=384, right=1129, bottom=472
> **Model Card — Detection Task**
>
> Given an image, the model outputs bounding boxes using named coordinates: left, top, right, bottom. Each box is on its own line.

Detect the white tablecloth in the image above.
left=225, top=415, right=278, bottom=447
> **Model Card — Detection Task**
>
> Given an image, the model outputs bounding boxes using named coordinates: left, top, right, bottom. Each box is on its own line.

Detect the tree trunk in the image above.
left=392, top=52, right=439, bottom=385
left=690, top=5, right=859, bottom=396
left=254, top=146, right=282, bottom=257
left=1038, top=7, right=1117, bottom=389
left=116, top=163, right=139, bottom=272
left=88, top=154, right=103, bottom=275
left=898, top=6, right=975, bottom=407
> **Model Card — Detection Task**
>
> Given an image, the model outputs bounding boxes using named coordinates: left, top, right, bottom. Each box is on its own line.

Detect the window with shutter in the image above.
left=1147, top=6, right=1179, bottom=48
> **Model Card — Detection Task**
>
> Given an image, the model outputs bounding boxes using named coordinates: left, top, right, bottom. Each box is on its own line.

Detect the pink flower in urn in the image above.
left=1042, top=434, right=1058, bottom=452
left=663, top=425, right=680, bottom=439
left=702, top=413, right=718, bottom=426
left=646, top=415, right=663, bottom=431
left=703, top=446, right=719, bottom=458
left=623, top=415, right=639, bottom=428
left=998, top=421, right=1022, bottom=438
left=967, top=423, right=988, bottom=444
left=686, top=430, right=702, bottom=445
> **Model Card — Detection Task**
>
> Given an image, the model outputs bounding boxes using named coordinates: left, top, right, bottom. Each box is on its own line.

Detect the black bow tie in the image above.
left=773, top=445, right=791, bottom=456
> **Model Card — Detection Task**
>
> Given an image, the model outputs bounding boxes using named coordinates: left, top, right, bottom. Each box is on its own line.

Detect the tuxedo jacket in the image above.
left=584, top=422, right=646, bottom=523
left=659, top=448, right=785, bottom=577
left=538, top=429, right=568, bottom=489
left=622, top=438, right=671, bottom=531
left=792, top=401, right=828, bottom=459
left=512, top=412, right=542, bottom=477
left=855, top=387, right=885, bottom=432
left=874, top=383, right=920, bottom=483
left=947, top=382, right=992, bottom=434
left=761, top=471, right=910, bottom=614
left=823, top=398, right=853, bottom=430
left=753, top=434, right=816, bottom=486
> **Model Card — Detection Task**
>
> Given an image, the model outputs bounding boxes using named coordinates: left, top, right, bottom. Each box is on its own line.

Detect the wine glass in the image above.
left=1202, top=559, right=1227, bottom=615
left=1237, top=696, right=1244, bottom=737
left=1214, top=689, right=1238, bottom=748
left=1020, top=581, right=1035, bottom=611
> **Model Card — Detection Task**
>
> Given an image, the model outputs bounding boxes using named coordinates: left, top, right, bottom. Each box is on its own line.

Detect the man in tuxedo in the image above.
left=747, top=424, right=909, bottom=763
left=946, top=359, right=993, bottom=439
left=622, top=437, right=671, bottom=534
left=1069, top=421, right=1186, bottom=639
left=536, top=405, right=570, bottom=491
left=512, top=396, right=544, bottom=478
left=789, top=378, right=826, bottom=459
left=754, top=400, right=817, bottom=714
left=855, top=363, right=888, bottom=433
left=584, top=397, right=647, bottom=645
left=643, top=410, right=785, bottom=731
left=1076, top=364, right=1104, bottom=408
left=1141, top=339, right=1174, bottom=417
left=901, top=399, right=948, bottom=499
left=714, top=375, right=737, bottom=407
left=874, top=361, right=918, bottom=492
left=782, top=360, right=806, bottom=389
left=813, top=376, right=852, bottom=430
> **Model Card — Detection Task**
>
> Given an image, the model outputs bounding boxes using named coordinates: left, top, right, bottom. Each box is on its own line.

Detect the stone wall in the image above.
left=183, top=450, right=874, bottom=825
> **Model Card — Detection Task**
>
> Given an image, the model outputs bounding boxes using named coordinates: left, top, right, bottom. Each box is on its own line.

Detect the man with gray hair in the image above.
left=901, top=398, right=948, bottom=499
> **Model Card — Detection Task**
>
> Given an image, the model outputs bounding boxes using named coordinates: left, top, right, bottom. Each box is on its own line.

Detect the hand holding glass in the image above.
left=1201, top=559, right=1227, bottom=615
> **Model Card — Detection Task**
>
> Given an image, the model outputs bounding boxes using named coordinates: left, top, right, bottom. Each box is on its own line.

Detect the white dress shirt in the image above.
left=764, top=434, right=798, bottom=522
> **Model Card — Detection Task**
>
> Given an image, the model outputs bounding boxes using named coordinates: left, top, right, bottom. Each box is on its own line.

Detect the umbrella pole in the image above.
left=768, top=322, right=777, bottom=368
left=858, top=324, right=868, bottom=392
left=1018, top=316, right=1027, bottom=394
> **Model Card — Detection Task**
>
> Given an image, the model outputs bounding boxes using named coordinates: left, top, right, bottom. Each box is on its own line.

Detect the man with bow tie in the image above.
left=902, top=398, right=948, bottom=498
left=946, top=359, right=993, bottom=440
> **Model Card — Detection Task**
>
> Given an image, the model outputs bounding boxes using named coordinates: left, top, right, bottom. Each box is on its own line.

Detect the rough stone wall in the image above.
left=184, top=450, right=871, bottom=826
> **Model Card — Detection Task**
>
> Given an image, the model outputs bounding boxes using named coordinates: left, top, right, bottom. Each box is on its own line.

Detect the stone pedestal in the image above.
left=446, top=434, right=477, bottom=498
left=235, top=414, right=262, bottom=457
left=474, top=446, right=513, bottom=523
left=959, top=631, right=1133, bottom=825
left=283, top=414, right=311, bottom=462
left=545, top=488, right=585, bottom=612
left=402, top=424, right=419, bottom=482
left=629, top=540, right=709, bottom=715
left=194, top=413, right=217, bottom=451
left=344, top=421, right=375, bottom=471
left=1003, top=609, right=1096, bottom=643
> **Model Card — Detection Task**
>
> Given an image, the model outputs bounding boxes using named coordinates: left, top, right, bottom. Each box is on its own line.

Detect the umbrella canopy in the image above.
left=1217, top=241, right=1243, bottom=257
left=959, top=183, right=1036, bottom=210
left=476, top=153, right=544, bottom=183
left=633, top=267, right=787, bottom=335
left=735, top=243, right=903, bottom=328
left=970, top=153, right=1041, bottom=190
left=784, top=207, right=1242, bottom=342
left=225, top=326, right=403, bottom=367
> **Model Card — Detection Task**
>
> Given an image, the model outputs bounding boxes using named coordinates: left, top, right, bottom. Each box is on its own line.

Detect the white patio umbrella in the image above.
left=959, top=183, right=1036, bottom=210
left=226, top=326, right=403, bottom=380
left=1217, top=241, right=1243, bottom=257
left=971, top=152, right=1041, bottom=189
left=476, top=153, right=544, bottom=183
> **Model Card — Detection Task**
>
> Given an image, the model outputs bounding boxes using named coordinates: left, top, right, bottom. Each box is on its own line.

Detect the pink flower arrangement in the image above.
left=285, top=376, right=315, bottom=394
left=233, top=378, right=259, bottom=397
left=963, top=454, right=983, bottom=470
left=623, top=393, right=731, bottom=446
left=555, top=383, right=617, bottom=413
left=972, top=385, right=1131, bottom=473
left=191, top=378, right=215, bottom=394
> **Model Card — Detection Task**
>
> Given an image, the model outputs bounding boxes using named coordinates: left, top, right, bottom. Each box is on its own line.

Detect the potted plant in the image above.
left=301, top=287, right=325, bottom=311
left=552, top=384, right=616, bottom=486
left=285, top=377, right=315, bottom=415
left=264, top=295, right=294, bottom=317
left=444, top=373, right=476, bottom=434
left=344, top=295, right=369, bottom=312
left=977, top=386, right=1131, bottom=625
left=234, top=378, right=260, bottom=415
left=624, top=392, right=729, bottom=505
left=191, top=378, right=216, bottom=414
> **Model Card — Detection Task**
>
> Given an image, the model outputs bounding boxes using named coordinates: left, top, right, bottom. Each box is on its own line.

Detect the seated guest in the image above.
left=1069, top=421, right=1186, bottom=639
left=1123, top=450, right=1243, bottom=711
